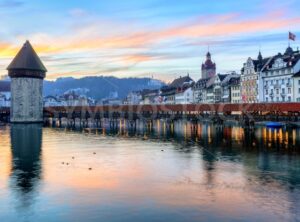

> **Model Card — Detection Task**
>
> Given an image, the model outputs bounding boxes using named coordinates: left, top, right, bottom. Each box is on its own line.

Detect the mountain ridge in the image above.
left=44, top=76, right=165, bottom=100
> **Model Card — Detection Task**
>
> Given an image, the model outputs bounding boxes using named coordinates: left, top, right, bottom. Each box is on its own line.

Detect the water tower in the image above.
left=7, top=41, right=47, bottom=123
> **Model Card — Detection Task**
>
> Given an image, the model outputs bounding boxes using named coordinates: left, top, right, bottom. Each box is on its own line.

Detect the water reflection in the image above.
left=117, top=119, right=300, bottom=151
left=2, top=120, right=300, bottom=221
left=10, top=124, right=42, bottom=210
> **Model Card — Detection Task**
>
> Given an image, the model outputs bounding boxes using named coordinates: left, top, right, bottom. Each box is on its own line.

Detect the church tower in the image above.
left=201, top=51, right=216, bottom=79
left=7, top=41, right=47, bottom=123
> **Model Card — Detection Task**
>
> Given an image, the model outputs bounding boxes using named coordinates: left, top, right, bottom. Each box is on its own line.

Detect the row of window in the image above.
left=266, top=96, right=292, bottom=102
left=243, top=87, right=258, bottom=93
left=265, top=68, right=291, bottom=76
left=232, top=93, right=240, bottom=97
left=242, top=73, right=258, bottom=80
left=232, top=86, right=240, bottom=90
left=265, top=78, right=291, bottom=86
left=266, top=88, right=292, bottom=95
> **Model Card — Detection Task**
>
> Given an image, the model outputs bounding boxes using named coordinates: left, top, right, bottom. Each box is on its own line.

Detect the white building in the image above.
left=205, top=74, right=228, bottom=103
left=175, top=86, right=194, bottom=104
left=193, top=78, right=209, bottom=103
left=221, top=73, right=241, bottom=103
left=124, top=91, right=142, bottom=105
left=140, top=89, right=160, bottom=105
left=259, top=46, right=300, bottom=103
left=231, top=83, right=241, bottom=104
left=44, top=96, right=62, bottom=107
left=100, top=98, right=122, bottom=105
left=161, top=75, right=194, bottom=104
left=293, top=71, right=300, bottom=102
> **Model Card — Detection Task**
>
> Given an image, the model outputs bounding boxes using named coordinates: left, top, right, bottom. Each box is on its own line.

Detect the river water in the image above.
left=0, top=121, right=300, bottom=222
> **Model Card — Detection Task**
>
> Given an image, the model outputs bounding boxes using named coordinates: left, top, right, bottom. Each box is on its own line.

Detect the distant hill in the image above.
left=44, top=76, right=165, bottom=100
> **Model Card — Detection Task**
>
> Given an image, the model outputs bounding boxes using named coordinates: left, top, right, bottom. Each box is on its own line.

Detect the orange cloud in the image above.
left=1, top=7, right=300, bottom=80
left=18, top=10, right=300, bottom=57
left=122, top=54, right=157, bottom=64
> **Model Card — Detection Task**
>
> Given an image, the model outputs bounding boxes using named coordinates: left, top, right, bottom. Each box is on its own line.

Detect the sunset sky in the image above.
left=0, top=0, right=300, bottom=81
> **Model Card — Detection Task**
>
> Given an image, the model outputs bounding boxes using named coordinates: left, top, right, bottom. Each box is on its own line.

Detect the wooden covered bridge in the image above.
left=1, top=103, right=300, bottom=124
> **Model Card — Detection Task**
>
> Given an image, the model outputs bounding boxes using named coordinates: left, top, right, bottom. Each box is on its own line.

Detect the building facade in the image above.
left=140, top=89, right=160, bottom=105
left=44, top=96, right=60, bottom=107
left=175, top=86, right=194, bottom=104
left=259, top=47, right=300, bottom=103
left=124, top=91, right=142, bottom=105
left=205, top=74, right=228, bottom=103
left=241, top=52, right=265, bottom=103
left=161, top=75, right=194, bottom=104
left=230, top=80, right=241, bottom=103
left=221, top=73, right=241, bottom=103
left=193, top=78, right=209, bottom=103
left=293, top=71, right=300, bottom=102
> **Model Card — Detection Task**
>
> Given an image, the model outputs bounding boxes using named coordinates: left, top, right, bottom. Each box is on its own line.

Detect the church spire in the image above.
left=257, top=50, right=263, bottom=62
left=206, top=51, right=211, bottom=60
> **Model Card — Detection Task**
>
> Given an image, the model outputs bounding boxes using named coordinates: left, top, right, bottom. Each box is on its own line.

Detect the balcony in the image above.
left=286, top=82, right=292, bottom=87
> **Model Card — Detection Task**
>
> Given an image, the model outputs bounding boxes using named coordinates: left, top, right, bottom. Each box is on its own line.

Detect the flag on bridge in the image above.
left=289, top=32, right=296, bottom=41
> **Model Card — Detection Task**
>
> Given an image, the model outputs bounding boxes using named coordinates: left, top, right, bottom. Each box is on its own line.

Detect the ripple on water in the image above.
left=0, top=125, right=299, bottom=221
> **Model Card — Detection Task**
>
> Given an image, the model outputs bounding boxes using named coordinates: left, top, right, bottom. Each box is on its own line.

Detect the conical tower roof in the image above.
left=7, top=41, right=47, bottom=78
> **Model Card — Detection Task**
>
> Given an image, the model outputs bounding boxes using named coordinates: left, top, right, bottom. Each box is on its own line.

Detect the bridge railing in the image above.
left=42, top=102, right=300, bottom=122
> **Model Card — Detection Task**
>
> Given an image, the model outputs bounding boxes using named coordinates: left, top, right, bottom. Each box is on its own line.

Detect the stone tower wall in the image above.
left=10, top=78, right=43, bottom=123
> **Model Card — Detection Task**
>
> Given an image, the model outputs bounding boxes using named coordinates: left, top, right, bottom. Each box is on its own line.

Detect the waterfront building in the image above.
left=293, top=71, right=300, bottom=102
left=100, top=98, right=122, bottom=105
left=241, top=52, right=266, bottom=103
left=221, top=81, right=231, bottom=103
left=59, top=91, right=94, bottom=106
left=175, top=85, right=194, bottom=104
left=61, top=92, right=80, bottom=106
left=7, top=41, right=47, bottom=123
left=193, top=77, right=210, bottom=103
left=124, top=91, right=142, bottom=105
left=258, top=46, right=300, bottom=102
left=160, top=85, right=176, bottom=104
left=44, top=96, right=60, bottom=107
left=201, top=51, right=216, bottom=79
left=205, top=74, right=228, bottom=103
left=221, top=73, right=241, bottom=103
left=98, top=91, right=121, bottom=105
left=140, top=89, right=160, bottom=104
left=161, top=75, right=194, bottom=104
left=230, top=77, right=241, bottom=104
left=0, top=81, right=11, bottom=107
